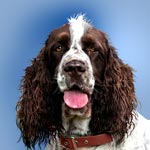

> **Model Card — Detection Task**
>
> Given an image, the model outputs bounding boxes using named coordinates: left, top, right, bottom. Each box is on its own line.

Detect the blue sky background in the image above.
left=0, top=0, right=149, bottom=149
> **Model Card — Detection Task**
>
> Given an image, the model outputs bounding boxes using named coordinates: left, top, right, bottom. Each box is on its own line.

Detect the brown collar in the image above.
left=59, top=134, right=113, bottom=149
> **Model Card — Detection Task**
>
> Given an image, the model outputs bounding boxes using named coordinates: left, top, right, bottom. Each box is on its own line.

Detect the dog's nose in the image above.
left=64, top=60, right=86, bottom=75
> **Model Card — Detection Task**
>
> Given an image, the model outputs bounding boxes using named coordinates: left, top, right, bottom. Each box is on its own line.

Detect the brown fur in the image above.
left=16, top=24, right=137, bottom=149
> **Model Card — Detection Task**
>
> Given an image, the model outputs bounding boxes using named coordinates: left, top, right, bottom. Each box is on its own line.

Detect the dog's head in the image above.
left=17, top=15, right=137, bottom=148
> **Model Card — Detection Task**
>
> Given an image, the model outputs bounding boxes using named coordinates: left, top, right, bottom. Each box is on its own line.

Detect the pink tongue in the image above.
left=64, top=91, right=88, bottom=109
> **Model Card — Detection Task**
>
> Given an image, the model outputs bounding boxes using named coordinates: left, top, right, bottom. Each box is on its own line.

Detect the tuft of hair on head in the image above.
left=68, top=13, right=91, bottom=27
left=68, top=13, right=87, bottom=22
left=68, top=13, right=92, bottom=43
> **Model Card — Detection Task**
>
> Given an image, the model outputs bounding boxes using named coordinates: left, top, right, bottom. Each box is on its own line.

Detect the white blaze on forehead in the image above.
left=57, top=15, right=95, bottom=92
left=68, top=14, right=92, bottom=49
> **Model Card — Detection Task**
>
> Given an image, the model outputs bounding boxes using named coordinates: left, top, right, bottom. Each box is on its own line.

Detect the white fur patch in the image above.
left=57, top=14, right=95, bottom=93
left=68, top=14, right=91, bottom=49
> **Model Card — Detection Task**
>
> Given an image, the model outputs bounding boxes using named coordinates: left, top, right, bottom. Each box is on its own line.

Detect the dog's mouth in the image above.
left=63, top=85, right=90, bottom=109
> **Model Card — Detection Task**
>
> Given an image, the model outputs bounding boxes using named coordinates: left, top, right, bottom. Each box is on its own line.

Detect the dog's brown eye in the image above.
left=86, top=46, right=95, bottom=52
left=55, top=45, right=63, bottom=52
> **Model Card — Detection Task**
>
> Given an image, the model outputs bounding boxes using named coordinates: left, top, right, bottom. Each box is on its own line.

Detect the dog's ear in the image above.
left=16, top=44, right=63, bottom=148
left=16, top=46, right=50, bottom=148
left=104, top=44, right=137, bottom=142
left=90, top=35, right=137, bottom=143
left=105, top=44, right=137, bottom=108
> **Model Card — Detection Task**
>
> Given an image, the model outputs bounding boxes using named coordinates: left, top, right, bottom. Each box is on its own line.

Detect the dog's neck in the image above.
left=61, top=103, right=91, bottom=137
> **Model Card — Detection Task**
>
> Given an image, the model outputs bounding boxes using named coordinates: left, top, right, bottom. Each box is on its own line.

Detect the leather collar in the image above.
left=59, top=134, right=113, bottom=149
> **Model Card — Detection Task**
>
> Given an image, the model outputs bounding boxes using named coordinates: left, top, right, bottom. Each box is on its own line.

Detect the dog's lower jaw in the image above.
left=63, top=117, right=91, bottom=137
left=61, top=103, right=91, bottom=137
left=46, top=104, right=92, bottom=150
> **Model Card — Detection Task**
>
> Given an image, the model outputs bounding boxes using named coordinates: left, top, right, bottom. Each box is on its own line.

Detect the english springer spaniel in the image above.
left=17, top=15, right=150, bottom=150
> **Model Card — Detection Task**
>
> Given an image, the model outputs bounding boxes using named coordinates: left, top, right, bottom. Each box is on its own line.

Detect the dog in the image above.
left=17, top=14, right=150, bottom=150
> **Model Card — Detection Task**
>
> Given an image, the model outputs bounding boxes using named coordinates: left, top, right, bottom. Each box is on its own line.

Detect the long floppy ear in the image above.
left=90, top=40, right=137, bottom=143
left=16, top=45, right=63, bottom=148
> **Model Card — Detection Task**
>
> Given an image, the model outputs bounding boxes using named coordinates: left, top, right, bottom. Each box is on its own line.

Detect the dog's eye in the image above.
left=86, top=46, right=95, bottom=52
left=55, top=45, right=63, bottom=52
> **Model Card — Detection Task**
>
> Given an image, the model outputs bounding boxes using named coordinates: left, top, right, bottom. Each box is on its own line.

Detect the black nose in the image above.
left=64, top=60, right=86, bottom=75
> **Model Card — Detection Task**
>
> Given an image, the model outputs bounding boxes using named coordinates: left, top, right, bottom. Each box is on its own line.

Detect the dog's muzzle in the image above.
left=57, top=48, right=95, bottom=108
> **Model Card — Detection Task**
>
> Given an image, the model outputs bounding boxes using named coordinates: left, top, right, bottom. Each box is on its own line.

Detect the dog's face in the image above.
left=17, top=15, right=136, bottom=148
left=47, top=16, right=107, bottom=111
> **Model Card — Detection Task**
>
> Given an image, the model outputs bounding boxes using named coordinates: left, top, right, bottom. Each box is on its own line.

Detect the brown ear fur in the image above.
left=90, top=40, right=137, bottom=143
left=16, top=46, right=63, bottom=148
